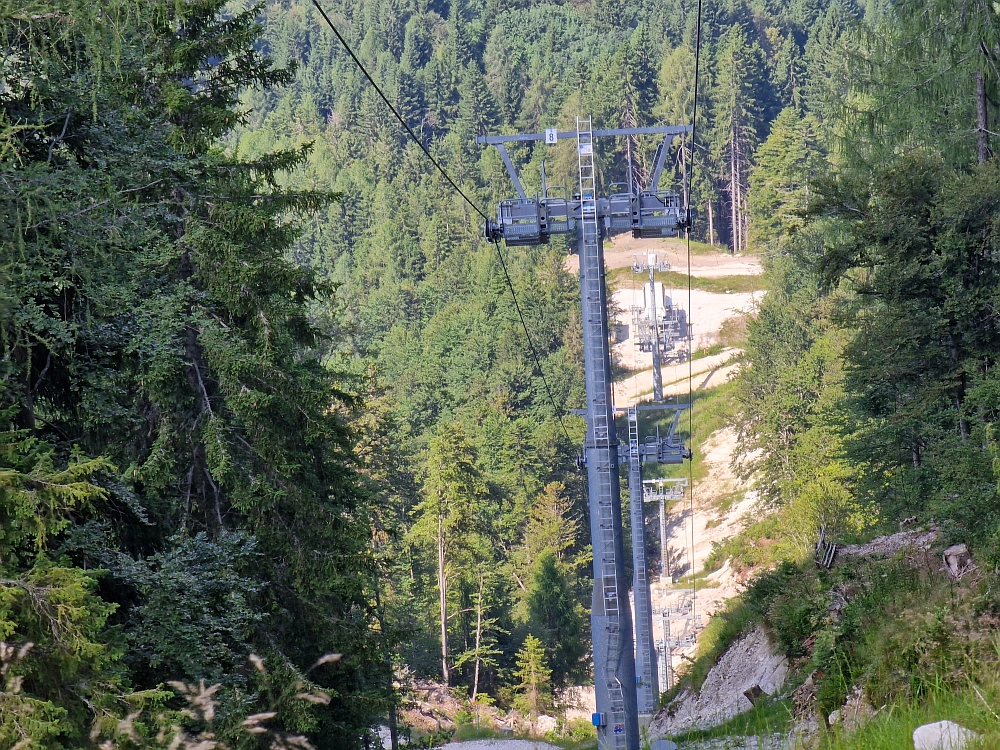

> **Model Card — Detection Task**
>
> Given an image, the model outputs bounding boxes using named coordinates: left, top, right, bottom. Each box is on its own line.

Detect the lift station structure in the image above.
left=630, top=254, right=688, bottom=401
left=478, top=118, right=692, bottom=750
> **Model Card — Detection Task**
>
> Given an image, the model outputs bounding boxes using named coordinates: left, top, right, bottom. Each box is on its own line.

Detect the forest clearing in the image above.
left=3, top=0, right=1000, bottom=749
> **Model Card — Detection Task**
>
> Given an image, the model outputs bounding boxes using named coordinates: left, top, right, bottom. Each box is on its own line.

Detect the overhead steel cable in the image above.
left=684, top=0, right=706, bottom=626
left=308, top=0, right=487, bottom=222
left=308, top=0, right=574, bottom=444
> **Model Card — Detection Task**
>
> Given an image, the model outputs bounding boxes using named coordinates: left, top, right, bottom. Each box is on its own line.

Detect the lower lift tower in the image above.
left=478, top=117, right=691, bottom=750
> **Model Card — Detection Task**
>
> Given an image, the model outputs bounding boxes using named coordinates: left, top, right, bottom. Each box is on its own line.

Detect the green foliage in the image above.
left=2, top=1, right=387, bottom=745
left=709, top=23, right=767, bottom=254
left=0, top=413, right=123, bottom=746
left=513, top=633, right=552, bottom=720
left=113, top=532, right=262, bottom=687
left=748, top=107, right=824, bottom=250
left=526, top=552, right=587, bottom=686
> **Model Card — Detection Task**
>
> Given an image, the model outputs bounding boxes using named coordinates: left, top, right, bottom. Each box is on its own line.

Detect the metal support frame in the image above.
left=630, top=255, right=686, bottom=390
left=627, top=407, right=657, bottom=715
left=575, top=116, right=639, bottom=750
left=477, top=125, right=691, bottom=247
left=477, top=117, right=693, bottom=750
left=643, top=478, right=688, bottom=576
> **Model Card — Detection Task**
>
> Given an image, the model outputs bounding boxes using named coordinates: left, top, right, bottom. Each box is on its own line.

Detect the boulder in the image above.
left=943, top=544, right=973, bottom=578
left=827, top=686, right=877, bottom=734
left=912, top=720, right=980, bottom=750
left=535, top=714, right=558, bottom=736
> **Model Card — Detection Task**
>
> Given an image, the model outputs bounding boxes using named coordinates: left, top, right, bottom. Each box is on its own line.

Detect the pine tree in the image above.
left=748, top=108, right=823, bottom=250
left=773, top=34, right=806, bottom=111
left=709, top=25, right=766, bottom=253
left=526, top=552, right=587, bottom=686
left=803, top=1, right=856, bottom=124
left=513, top=633, right=553, bottom=721
left=2, top=2, right=389, bottom=745
left=409, top=422, right=489, bottom=686
left=848, top=0, right=1000, bottom=164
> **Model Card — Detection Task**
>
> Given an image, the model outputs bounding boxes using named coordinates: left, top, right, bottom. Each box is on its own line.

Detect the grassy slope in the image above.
left=607, top=267, right=763, bottom=294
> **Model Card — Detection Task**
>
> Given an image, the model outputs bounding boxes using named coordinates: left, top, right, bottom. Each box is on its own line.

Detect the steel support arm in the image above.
left=496, top=144, right=527, bottom=199
left=476, top=125, right=691, bottom=145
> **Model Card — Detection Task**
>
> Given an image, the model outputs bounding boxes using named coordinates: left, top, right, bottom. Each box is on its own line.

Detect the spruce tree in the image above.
left=513, top=633, right=553, bottom=721
left=409, top=422, right=489, bottom=686
left=2, top=2, right=388, bottom=745
left=748, top=107, right=823, bottom=250
left=709, top=25, right=766, bottom=253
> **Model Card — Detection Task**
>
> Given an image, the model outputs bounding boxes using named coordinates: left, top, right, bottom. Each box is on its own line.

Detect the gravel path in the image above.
left=444, top=742, right=561, bottom=750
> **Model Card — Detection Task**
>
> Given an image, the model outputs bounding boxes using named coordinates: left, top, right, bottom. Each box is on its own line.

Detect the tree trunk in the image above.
left=707, top=201, right=715, bottom=245
left=729, top=140, right=739, bottom=254
left=737, top=156, right=746, bottom=254
left=976, top=69, right=989, bottom=165
left=472, top=571, right=484, bottom=700
left=437, top=514, right=449, bottom=686
left=373, top=583, right=399, bottom=750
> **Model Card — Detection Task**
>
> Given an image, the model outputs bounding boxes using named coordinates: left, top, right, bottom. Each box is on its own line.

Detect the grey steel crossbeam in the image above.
left=475, top=125, right=691, bottom=145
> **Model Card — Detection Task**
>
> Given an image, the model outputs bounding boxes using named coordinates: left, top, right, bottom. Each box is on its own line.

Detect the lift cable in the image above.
left=308, top=0, right=574, bottom=445
left=684, top=0, right=706, bottom=625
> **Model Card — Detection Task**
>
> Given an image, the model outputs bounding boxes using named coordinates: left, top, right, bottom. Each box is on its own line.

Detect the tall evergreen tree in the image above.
left=2, top=2, right=387, bottom=745
left=709, top=25, right=766, bottom=253
left=409, top=422, right=489, bottom=686
left=748, top=107, right=824, bottom=250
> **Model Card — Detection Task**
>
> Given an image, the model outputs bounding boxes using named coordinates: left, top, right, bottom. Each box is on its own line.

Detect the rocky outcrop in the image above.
left=827, top=686, right=877, bottom=734
left=649, top=626, right=788, bottom=736
left=835, top=528, right=938, bottom=563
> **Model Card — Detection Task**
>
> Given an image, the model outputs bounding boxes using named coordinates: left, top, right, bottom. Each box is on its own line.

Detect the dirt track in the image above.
left=564, top=235, right=762, bottom=278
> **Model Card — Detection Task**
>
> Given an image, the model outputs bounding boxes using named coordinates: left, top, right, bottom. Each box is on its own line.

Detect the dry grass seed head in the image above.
left=310, top=653, right=341, bottom=669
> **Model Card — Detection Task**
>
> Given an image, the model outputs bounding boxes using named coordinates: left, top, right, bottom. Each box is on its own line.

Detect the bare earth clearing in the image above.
left=565, top=235, right=762, bottom=278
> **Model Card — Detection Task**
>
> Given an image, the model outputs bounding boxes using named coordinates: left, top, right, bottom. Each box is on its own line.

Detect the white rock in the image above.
left=649, top=626, right=789, bottom=735
left=912, top=720, right=980, bottom=750
left=534, top=714, right=558, bottom=735
left=943, top=544, right=973, bottom=578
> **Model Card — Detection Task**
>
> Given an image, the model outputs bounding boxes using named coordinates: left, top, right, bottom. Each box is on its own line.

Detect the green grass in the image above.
left=449, top=721, right=598, bottom=748
left=690, top=342, right=727, bottom=360
left=818, top=682, right=1000, bottom=750
left=608, top=267, right=763, bottom=295
left=639, top=379, right=737, bottom=488
left=449, top=724, right=497, bottom=741
left=672, top=567, right=721, bottom=589
left=627, top=237, right=734, bottom=256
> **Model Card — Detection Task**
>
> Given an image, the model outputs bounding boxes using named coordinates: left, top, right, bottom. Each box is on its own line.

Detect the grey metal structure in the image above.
left=477, top=117, right=691, bottom=750
left=630, top=255, right=688, bottom=401
left=656, top=602, right=702, bottom=691
left=643, top=478, right=688, bottom=576
left=625, top=408, right=691, bottom=716
left=626, top=408, right=655, bottom=715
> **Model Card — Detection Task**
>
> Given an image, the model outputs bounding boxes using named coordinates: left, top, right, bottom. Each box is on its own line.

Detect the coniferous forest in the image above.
left=2, top=0, right=999, bottom=747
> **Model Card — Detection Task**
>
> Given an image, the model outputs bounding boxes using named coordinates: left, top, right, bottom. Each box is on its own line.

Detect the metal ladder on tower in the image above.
left=628, top=407, right=655, bottom=713
left=578, top=115, right=627, bottom=746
